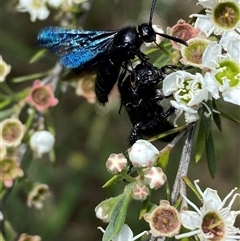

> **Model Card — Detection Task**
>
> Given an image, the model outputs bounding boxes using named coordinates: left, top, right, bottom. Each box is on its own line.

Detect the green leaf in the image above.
left=212, top=99, right=222, bottom=132
left=0, top=108, right=15, bottom=121
left=49, top=148, right=56, bottom=164
left=139, top=194, right=151, bottom=219
left=205, top=131, right=216, bottom=178
left=102, top=175, right=123, bottom=188
left=195, top=119, right=205, bottom=163
left=219, top=109, right=240, bottom=124
left=11, top=71, right=49, bottom=83
left=182, top=177, right=202, bottom=201
left=157, top=146, right=171, bottom=170
left=2, top=221, right=17, bottom=241
left=0, top=232, right=6, bottom=241
left=0, top=99, right=12, bottom=110
left=103, top=189, right=132, bottom=241
left=29, top=49, right=48, bottom=64
left=148, top=125, right=186, bottom=143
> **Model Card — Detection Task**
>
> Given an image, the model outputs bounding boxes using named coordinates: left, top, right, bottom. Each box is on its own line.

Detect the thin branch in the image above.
left=171, top=123, right=196, bottom=205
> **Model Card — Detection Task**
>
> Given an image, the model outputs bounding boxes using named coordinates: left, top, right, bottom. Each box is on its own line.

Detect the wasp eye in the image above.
left=138, top=23, right=156, bottom=43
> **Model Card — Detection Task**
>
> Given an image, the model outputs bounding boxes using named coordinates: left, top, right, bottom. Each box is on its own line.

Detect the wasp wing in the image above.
left=37, top=27, right=117, bottom=69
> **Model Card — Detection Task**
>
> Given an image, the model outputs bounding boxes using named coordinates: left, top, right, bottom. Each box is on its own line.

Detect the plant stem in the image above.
left=171, top=123, right=196, bottom=205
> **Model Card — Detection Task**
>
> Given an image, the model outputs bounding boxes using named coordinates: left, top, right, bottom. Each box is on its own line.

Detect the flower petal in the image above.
left=180, top=210, right=201, bottom=230
left=202, top=41, right=221, bottom=69
left=113, top=224, right=133, bottom=241
left=222, top=86, right=240, bottom=106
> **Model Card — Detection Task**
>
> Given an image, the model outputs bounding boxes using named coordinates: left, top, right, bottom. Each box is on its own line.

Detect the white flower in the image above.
left=0, top=118, right=25, bottom=147
left=98, top=224, right=148, bottom=241
left=30, top=130, right=55, bottom=157
left=17, top=0, right=50, bottom=22
left=128, top=140, right=159, bottom=167
left=176, top=180, right=240, bottom=241
left=190, top=0, right=240, bottom=37
left=202, top=41, right=240, bottom=105
left=0, top=56, right=11, bottom=82
left=163, top=71, right=209, bottom=123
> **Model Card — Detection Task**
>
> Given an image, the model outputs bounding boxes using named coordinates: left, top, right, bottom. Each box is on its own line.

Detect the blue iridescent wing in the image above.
left=37, top=27, right=117, bottom=68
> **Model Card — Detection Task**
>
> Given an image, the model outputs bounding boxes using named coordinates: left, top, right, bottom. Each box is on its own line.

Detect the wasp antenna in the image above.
left=149, top=0, right=157, bottom=25
left=156, top=32, right=188, bottom=46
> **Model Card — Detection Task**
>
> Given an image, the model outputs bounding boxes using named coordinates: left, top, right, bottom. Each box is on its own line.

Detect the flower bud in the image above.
left=144, top=200, right=181, bottom=237
left=128, top=140, right=159, bottom=167
left=131, top=182, right=150, bottom=201
left=30, top=131, right=55, bottom=157
left=106, top=153, right=127, bottom=174
left=95, top=196, right=122, bottom=223
left=144, top=167, right=167, bottom=190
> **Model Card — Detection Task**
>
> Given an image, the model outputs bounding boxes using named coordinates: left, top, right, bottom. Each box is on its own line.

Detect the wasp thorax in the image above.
left=114, top=26, right=142, bottom=50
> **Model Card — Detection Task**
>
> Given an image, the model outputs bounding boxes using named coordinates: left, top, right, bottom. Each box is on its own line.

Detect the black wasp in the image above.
left=118, top=62, right=178, bottom=146
left=37, top=0, right=187, bottom=104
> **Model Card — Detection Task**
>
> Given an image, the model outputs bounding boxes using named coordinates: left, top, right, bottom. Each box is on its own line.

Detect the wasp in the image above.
left=37, top=0, right=187, bottom=104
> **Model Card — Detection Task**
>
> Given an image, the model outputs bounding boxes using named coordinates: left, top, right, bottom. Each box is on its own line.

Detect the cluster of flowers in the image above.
left=0, top=77, right=57, bottom=184
left=96, top=140, right=240, bottom=241
left=0, top=56, right=59, bottom=224
left=158, top=0, right=240, bottom=124
left=0, top=63, right=57, bottom=239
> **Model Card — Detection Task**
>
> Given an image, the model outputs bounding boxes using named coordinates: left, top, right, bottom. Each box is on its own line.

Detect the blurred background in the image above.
left=1, top=0, right=240, bottom=240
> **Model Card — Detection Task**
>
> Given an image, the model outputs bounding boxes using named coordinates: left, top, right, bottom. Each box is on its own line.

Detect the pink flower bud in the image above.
left=106, top=153, right=127, bottom=174
left=131, top=182, right=149, bottom=201
left=144, top=167, right=167, bottom=189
